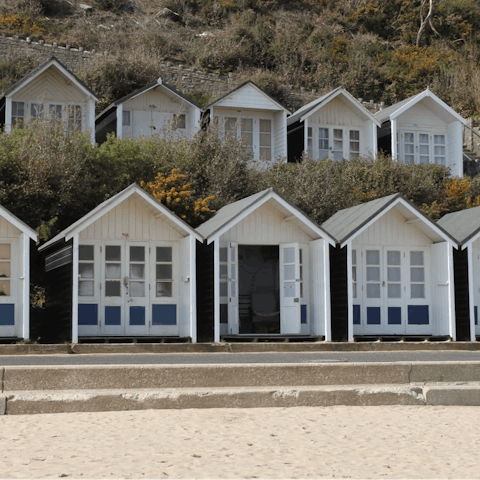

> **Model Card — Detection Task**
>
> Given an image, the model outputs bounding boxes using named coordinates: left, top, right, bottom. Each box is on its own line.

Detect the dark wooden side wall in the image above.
left=287, top=121, right=304, bottom=163
left=330, top=245, right=348, bottom=341
left=42, top=240, right=73, bottom=343
left=196, top=241, right=214, bottom=342
left=454, top=247, right=471, bottom=341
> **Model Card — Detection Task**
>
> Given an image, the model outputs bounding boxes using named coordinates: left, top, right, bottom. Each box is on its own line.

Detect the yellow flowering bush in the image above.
left=141, top=168, right=215, bottom=226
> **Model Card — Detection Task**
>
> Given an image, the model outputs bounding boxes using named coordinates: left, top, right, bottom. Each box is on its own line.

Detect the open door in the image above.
left=280, top=243, right=301, bottom=334
left=219, top=241, right=239, bottom=334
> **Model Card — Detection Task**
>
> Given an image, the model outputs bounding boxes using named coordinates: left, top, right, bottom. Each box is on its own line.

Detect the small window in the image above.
left=241, top=118, right=253, bottom=155
left=225, top=117, right=237, bottom=137
left=0, top=243, right=11, bottom=297
left=307, top=127, right=313, bottom=159
left=434, top=135, right=446, bottom=166
left=352, top=249, right=357, bottom=299
left=259, top=119, right=272, bottom=161
left=156, top=246, right=173, bottom=297
left=68, top=105, right=82, bottom=132
left=173, top=113, right=186, bottom=129
left=122, top=110, right=131, bottom=126
left=12, top=101, right=25, bottom=128
left=49, top=104, right=62, bottom=121
left=318, top=128, right=329, bottom=159
left=349, top=130, right=360, bottom=160
left=31, top=103, right=44, bottom=120
left=79, top=245, right=94, bottom=297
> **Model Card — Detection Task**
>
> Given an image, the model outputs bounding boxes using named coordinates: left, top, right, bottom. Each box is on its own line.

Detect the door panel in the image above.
left=0, top=241, right=18, bottom=337
left=280, top=244, right=301, bottom=334
left=101, top=243, right=124, bottom=335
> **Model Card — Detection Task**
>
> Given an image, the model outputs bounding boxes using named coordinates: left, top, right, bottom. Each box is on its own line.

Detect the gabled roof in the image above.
left=287, top=87, right=380, bottom=127
left=40, top=184, right=203, bottom=251
left=322, top=193, right=457, bottom=247
left=437, top=206, right=480, bottom=249
left=0, top=205, right=38, bottom=241
left=95, top=78, right=201, bottom=122
left=206, top=81, right=291, bottom=114
left=1, top=56, right=98, bottom=101
left=375, top=88, right=466, bottom=125
left=196, top=187, right=336, bottom=245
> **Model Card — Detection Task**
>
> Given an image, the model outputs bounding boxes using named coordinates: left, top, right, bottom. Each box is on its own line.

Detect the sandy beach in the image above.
left=0, top=406, right=479, bottom=479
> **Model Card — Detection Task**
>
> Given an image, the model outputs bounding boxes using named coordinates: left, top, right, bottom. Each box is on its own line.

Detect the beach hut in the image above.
left=375, top=89, right=466, bottom=177
left=39, top=184, right=203, bottom=343
left=438, top=206, right=480, bottom=341
left=205, top=82, right=291, bottom=168
left=287, top=87, right=380, bottom=163
left=322, top=194, right=458, bottom=341
left=95, top=78, right=202, bottom=144
left=0, top=205, right=38, bottom=340
left=196, top=188, right=336, bottom=342
left=0, top=56, right=98, bottom=146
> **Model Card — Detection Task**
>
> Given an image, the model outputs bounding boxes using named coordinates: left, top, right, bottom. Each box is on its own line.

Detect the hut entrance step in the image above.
left=77, top=336, right=191, bottom=344
left=222, top=334, right=324, bottom=343
left=354, top=335, right=451, bottom=343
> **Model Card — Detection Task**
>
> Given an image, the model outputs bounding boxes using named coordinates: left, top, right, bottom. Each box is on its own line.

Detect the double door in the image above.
left=472, top=247, right=480, bottom=336
left=400, top=131, right=446, bottom=166
left=353, top=246, right=430, bottom=335
left=0, top=241, right=18, bottom=337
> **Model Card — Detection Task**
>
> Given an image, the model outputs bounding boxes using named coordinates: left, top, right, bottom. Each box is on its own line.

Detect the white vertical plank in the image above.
left=391, top=118, right=397, bottom=160
left=468, top=246, right=476, bottom=341
left=72, top=235, right=79, bottom=344
left=116, top=104, right=123, bottom=139
left=5, top=97, right=12, bottom=133
left=347, top=241, right=354, bottom=341
left=190, top=235, right=197, bottom=343
left=21, top=233, right=30, bottom=339
left=324, top=239, right=331, bottom=341
left=214, top=240, right=220, bottom=343
left=447, top=242, right=456, bottom=340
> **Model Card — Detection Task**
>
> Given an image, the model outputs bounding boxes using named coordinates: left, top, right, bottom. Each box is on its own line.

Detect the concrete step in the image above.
left=2, top=383, right=480, bottom=414
left=3, top=362, right=480, bottom=414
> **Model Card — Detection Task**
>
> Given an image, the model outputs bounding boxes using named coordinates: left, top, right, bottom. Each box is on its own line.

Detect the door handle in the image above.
left=124, top=276, right=129, bottom=287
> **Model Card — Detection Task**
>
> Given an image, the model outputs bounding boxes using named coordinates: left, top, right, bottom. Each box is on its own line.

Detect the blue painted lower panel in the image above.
left=105, top=306, right=121, bottom=326
left=475, top=306, right=478, bottom=326
left=388, top=307, right=401, bottom=325
left=130, top=306, right=145, bottom=326
left=408, top=305, right=429, bottom=325
left=78, top=304, right=98, bottom=326
left=301, top=305, right=307, bottom=324
left=0, top=304, right=15, bottom=326
left=353, top=305, right=361, bottom=325
left=152, top=304, right=177, bottom=325
left=367, top=307, right=381, bottom=325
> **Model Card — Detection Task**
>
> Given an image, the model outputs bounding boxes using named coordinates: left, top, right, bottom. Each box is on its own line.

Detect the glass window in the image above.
left=31, top=103, right=44, bottom=119
left=259, top=119, right=272, bottom=161
left=156, top=246, right=172, bottom=298
left=319, top=128, right=329, bottom=159
left=79, top=244, right=94, bottom=297
left=307, top=127, right=313, bottom=159
left=366, top=250, right=380, bottom=265
left=403, top=132, right=415, bottom=164
left=352, top=249, right=357, bottom=299
left=68, top=105, right=82, bottom=132
left=106, top=246, right=121, bottom=262
left=0, top=243, right=11, bottom=297
left=122, top=110, right=131, bottom=126
left=349, top=130, right=360, bottom=160
left=49, top=104, right=62, bottom=121
left=434, top=135, right=446, bottom=166
left=12, top=101, right=24, bottom=128
left=225, top=117, right=237, bottom=137
left=173, top=113, right=186, bottom=129
left=333, top=129, right=343, bottom=161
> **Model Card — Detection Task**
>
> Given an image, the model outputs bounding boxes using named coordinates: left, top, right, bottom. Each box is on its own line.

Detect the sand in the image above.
left=0, top=406, right=479, bottom=479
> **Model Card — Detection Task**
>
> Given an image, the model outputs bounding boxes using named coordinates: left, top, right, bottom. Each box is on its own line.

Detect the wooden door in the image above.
left=280, top=244, right=301, bottom=334
left=0, top=241, right=18, bottom=337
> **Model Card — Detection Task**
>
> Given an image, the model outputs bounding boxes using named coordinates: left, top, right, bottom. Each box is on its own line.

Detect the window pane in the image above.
left=387, top=251, right=401, bottom=265
left=79, top=281, right=94, bottom=296
left=420, top=145, right=429, bottom=154
left=352, top=250, right=356, bottom=265
left=260, top=147, right=271, bottom=161
left=79, top=245, right=94, bottom=261
left=156, top=282, right=172, bottom=297
left=388, top=284, right=401, bottom=298
left=156, top=264, right=172, bottom=280
left=260, top=133, right=271, bottom=147
left=388, top=267, right=401, bottom=282
left=411, top=267, right=425, bottom=282
left=241, top=118, right=253, bottom=131
left=419, top=134, right=429, bottom=143
left=350, top=130, right=360, bottom=141
left=0, top=244, right=10, bottom=260
left=106, top=246, right=121, bottom=261
left=353, top=283, right=357, bottom=298
left=157, top=247, right=172, bottom=262
left=79, top=263, right=93, bottom=279
left=284, top=247, right=295, bottom=264
left=367, top=284, right=380, bottom=298
left=122, top=111, right=131, bottom=126
left=410, top=251, right=424, bottom=266
left=220, top=264, right=228, bottom=279
left=174, top=113, right=186, bottom=129
left=105, top=280, right=121, bottom=296
left=405, top=144, right=414, bottom=154
left=352, top=266, right=356, bottom=282
left=334, top=129, right=343, bottom=140
left=284, top=264, right=295, bottom=281
left=130, top=246, right=144, bottom=262
left=404, top=133, right=414, bottom=143
left=0, top=262, right=10, bottom=278
left=220, top=282, right=228, bottom=296
left=284, top=282, right=295, bottom=297
left=411, top=284, right=425, bottom=298
left=366, top=250, right=380, bottom=265
left=130, top=281, right=145, bottom=297
left=260, top=119, right=271, bottom=132
left=220, top=247, right=228, bottom=262
left=31, top=103, right=44, bottom=119
left=367, top=267, right=380, bottom=281
left=106, top=263, right=121, bottom=279
left=130, top=264, right=145, bottom=279
left=225, top=117, right=237, bottom=134
left=0, top=280, right=10, bottom=296
left=319, top=128, right=329, bottom=139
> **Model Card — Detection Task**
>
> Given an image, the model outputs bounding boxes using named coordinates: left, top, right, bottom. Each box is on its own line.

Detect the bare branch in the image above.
left=416, top=0, right=434, bottom=47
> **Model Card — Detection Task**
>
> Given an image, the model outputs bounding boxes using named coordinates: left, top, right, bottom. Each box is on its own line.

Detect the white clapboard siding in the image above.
left=273, top=110, right=287, bottom=159
left=79, top=195, right=184, bottom=242
left=353, top=208, right=432, bottom=246
left=309, top=238, right=326, bottom=336
left=309, top=96, right=365, bottom=127
left=396, top=102, right=446, bottom=131
left=178, top=235, right=191, bottom=337
left=220, top=201, right=313, bottom=244
left=16, top=67, right=86, bottom=103
left=447, top=121, right=463, bottom=177
left=123, top=89, right=191, bottom=114
left=430, top=242, right=451, bottom=336
left=214, top=84, right=283, bottom=110
left=0, top=217, right=21, bottom=238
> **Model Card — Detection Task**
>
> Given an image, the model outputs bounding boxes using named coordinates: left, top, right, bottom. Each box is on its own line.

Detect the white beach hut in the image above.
left=0, top=205, right=38, bottom=340
left=438, top=206, right=480, bottom=341
left=287, top=87, right=380, bottom=163
left=39, top=184, right=203, bottom=343
left=323, top=194, right=458, bottom=341
left=375, top=89, right=466, bottom=177
left=196, top=188, right=336, bottom=342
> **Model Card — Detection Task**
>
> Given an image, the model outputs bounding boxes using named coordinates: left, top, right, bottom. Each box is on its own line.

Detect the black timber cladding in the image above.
left=454, top=247, right=471, bottom=341
left=196, top=241, right=214, bottom=342
left=286, top=119, right=304, bottom=163
left=42, top=239, right=74, bottom=342
left=329, top=245, right=348, bottom=341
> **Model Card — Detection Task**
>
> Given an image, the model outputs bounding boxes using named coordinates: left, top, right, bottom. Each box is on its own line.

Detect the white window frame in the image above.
left=398, top=130, right=447, bottom=166
left=11, top=101, right=25, bottom=128
left=310, top=125, right=362, bottom=161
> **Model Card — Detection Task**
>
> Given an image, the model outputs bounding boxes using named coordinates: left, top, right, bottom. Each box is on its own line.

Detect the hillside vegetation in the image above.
left=1, top=0, right=480, bottom=115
